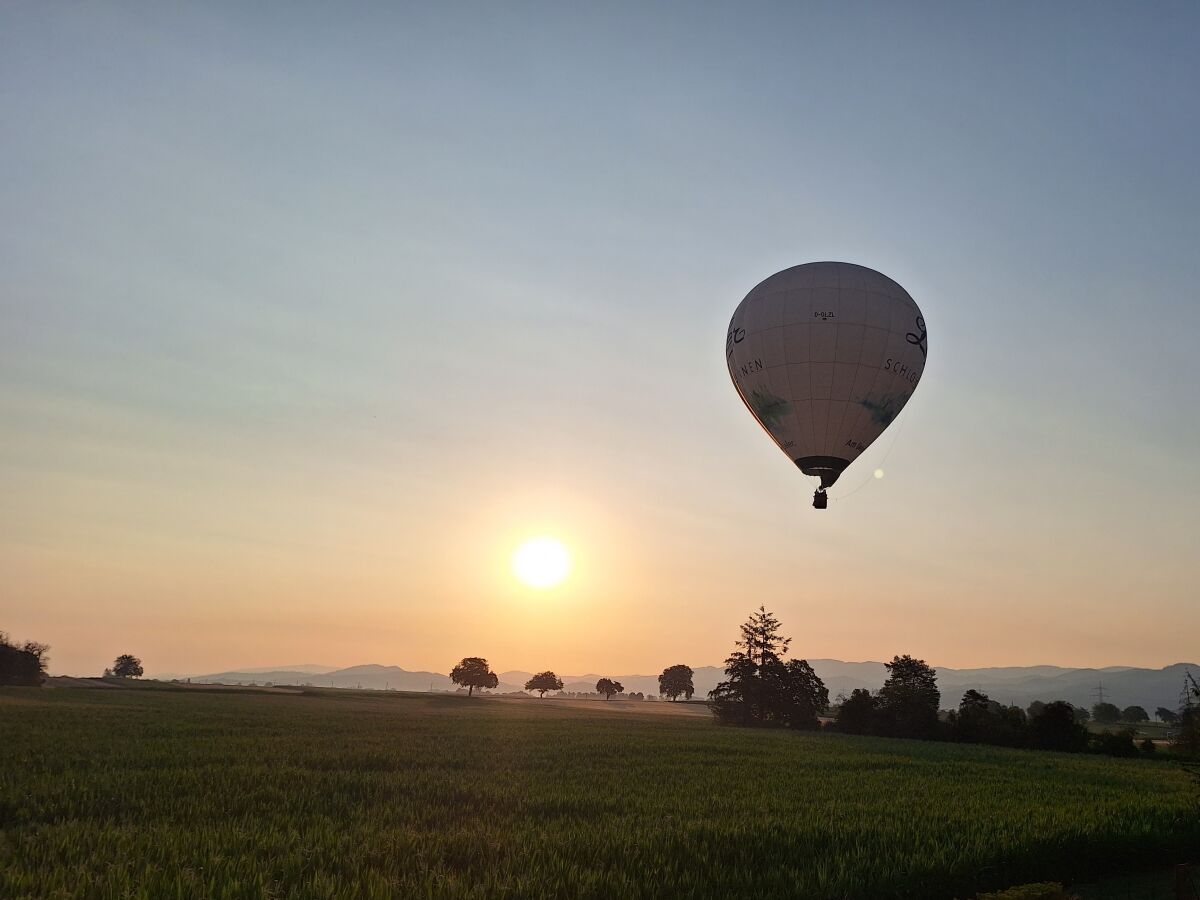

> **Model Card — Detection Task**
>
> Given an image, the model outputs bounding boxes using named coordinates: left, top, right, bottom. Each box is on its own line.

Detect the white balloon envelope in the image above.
left=726, top=261, right=927, bottom=508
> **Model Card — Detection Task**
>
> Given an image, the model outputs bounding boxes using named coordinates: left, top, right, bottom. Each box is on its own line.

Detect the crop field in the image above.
left=1, top=686, right=1197, bottom=899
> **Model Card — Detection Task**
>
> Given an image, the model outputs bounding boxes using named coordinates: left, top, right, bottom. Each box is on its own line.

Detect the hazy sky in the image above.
left=3, top=3, right=1198, bottom=677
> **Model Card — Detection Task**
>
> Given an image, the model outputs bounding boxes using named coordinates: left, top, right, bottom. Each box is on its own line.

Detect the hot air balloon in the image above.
left=726, top=261, right=927, bottom=509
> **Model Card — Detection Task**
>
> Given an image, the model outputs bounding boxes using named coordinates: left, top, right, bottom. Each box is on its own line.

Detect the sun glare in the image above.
left=512, top=537, right=572, bottom=589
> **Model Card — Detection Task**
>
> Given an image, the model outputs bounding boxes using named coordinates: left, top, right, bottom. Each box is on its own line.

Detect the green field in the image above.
left=2, top=686, right=1197, bottom=899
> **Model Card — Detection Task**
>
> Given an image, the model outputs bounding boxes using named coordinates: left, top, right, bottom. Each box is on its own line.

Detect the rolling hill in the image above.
left=182, top=660, right=1197, bottom=713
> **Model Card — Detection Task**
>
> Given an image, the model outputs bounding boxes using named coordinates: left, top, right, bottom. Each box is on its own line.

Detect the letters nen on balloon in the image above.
left=726, top=262, right=927, bottom=509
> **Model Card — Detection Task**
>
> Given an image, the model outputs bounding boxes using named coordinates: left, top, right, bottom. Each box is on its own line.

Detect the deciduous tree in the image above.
left=951, top=690, right=1026, bottom=746
left=112, top=654, right=143, bottom=678
left=777, top=658, right=829, bottom=729
left=877, top=655, right=940, bottom=739
left=1156, top=707, right=1179, bottom=725
left=1029, top=701, right=1089, bottom=752
left=1121, top=705, right=1149, bottom=723
left=524, top=671, right=563, bottom=698
left=450, top=657, right=498, bottom=696
left=0, top=633, right=48, bottom=686
left=836, top=689, right=878, bottom=735
left=658, top=664, right=694, bottom=701
left=1092, top=702, right=1121, bottom=724
left=596, top=678, right=623, bottom=700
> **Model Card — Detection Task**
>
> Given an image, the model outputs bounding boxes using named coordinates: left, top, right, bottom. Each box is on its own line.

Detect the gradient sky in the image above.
left=3, top=3, right=1198, bottom=677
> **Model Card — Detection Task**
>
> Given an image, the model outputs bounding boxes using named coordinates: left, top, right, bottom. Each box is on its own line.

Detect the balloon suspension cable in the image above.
left=828, top=414, right=908, bottom=503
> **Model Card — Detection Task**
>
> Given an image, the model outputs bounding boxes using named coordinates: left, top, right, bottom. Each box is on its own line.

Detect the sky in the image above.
left=3, top=2, right=1198, bottom=678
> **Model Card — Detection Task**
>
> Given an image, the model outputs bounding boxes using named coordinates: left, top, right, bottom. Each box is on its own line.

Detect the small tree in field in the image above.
left=1156, top=707, right=1179, bottom=725
left=596, top=678, right=624, bottom=700
left=1092, top=702, right=1121, bottom=724
left=524, top=671, right=563, bottom=698
left=112, top=654, right=143, bottom=678
left=450, top=657, right=498, bottom=696
left=658, top=664, right=694, bottom=701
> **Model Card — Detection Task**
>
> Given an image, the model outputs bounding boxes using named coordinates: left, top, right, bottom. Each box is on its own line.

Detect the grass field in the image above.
left=2, top=686, right=1197, bottom=899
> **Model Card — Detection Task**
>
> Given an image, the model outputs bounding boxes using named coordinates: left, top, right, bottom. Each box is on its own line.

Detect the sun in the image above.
left=512, top=537, right=572, bottom=589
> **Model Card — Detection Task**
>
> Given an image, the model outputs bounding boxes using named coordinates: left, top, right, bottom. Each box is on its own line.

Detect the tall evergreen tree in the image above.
left=709, top=608, right=826, bottom=729
left=736, top=606, right=790, bottom=667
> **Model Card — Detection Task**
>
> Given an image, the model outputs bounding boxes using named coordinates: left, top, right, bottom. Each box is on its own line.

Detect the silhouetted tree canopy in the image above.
left=836, top=689, right=879, bottom=735
left=1172, top=672, right=1200, bottom=755
left=0, top=633, right=48, bottom=686
left=950, top=690, right=1027, bottom=747
left=112, top=654, right=143, bottom=679
left=524, top=671, right=563, bottom=697
left=596, top=678, right=624, bottom=700
left=877, top=655, right=940, bottom=739
left=1029, top=701, right=1089, bottom=752
left=450, top=657, right=497, bottom=696
left=1156, top=706, right=1179, bottom=725
left=1072, top=705, right=1091, bottom=724
left=1092, top=702, right=1121, bottom=724
left=1094, top=729, right=1139, bottom=758
left=709, top=607, right=828, bottom=730
left=777, top=659, right=829, bottom=729
left=658, top=664, right=694, bottom=701
left=1121, top=705, right=1149, bottom=723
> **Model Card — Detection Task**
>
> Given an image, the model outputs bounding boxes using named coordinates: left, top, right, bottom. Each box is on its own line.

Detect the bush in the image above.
left=0, top=633, right=48, bottom=686
left=1093, top=730, right=1139, bottom=758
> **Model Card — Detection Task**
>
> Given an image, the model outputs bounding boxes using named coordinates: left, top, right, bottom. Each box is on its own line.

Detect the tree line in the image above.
left=0, top=635, right=146, bottom=686
left=706, top=608, right=1200, bottom=758
left=14, top=624, right=1197, bottom=759
left=448, top=658, right=697, bottom=701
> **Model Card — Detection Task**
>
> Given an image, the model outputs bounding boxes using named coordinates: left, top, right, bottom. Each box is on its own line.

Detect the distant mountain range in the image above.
left=180, top=660, right=1198, bottom=712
